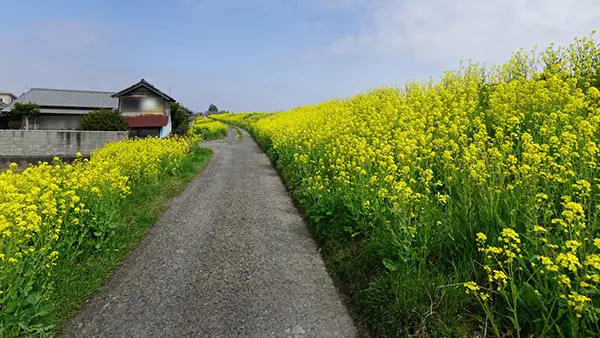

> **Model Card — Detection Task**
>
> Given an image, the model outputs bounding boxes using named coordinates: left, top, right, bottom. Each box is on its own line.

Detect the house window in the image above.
left=121, top=97, right=163, bottom=114
left=121, top=97, right=142, bottom=113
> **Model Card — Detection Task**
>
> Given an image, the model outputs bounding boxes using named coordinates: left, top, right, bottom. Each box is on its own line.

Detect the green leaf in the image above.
left=382, top=258, right=397, bottom=272
left=25, top=292, right=41, bottom=305
left=520, top=282, right=543, bottom=309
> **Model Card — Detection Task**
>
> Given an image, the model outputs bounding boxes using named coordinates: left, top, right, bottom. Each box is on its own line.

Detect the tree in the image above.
left=9, top=102, right=40, bottom=130
left=80, top=109, right=129, bottom=131
left=171, top=102, right=191, bottom=135
left=208, top=104, right=219, bottom=113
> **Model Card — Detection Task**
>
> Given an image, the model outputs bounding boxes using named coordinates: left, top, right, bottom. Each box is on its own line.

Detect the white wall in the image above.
left=159, top=113, right=172, bottom=138
left=0, top=94, right=15, bottom=105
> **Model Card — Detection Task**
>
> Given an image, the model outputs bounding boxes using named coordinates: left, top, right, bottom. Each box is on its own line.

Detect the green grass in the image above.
left=50, top=146, right=212, bottom=335
left=234, top=127, right=243, bottom=140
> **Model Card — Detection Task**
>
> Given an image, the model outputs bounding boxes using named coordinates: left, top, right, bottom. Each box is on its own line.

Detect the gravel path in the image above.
left=62, top=128, right=356, bottom=338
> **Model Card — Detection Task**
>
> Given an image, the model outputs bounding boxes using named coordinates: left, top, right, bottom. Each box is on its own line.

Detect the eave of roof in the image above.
left=112, top=79, right=176, bottom=103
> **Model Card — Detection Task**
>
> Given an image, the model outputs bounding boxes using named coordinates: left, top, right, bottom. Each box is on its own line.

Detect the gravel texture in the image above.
left=62, top=128, right=356, bottom=338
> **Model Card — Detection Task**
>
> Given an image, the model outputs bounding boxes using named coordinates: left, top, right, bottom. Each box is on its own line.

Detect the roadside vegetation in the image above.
left=213, top=34, right=600, bottom=337
left=170, top=102, right=192, bottom=135
left=234, top=127, right=243, bottom=139
left=188, top=118, right=228, bottom=140
left=0, top=136, right=212, bottom=337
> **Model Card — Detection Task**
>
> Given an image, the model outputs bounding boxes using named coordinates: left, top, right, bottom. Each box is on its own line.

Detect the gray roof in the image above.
left=113, top=78, right=176, bottom=102
left=0, top=92, right=17, bottom=98
left=1, top=88, right=118, bottom=113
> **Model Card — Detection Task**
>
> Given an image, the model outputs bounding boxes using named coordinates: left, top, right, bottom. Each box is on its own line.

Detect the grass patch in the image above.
left=50, top=146, right=212, bottom=335
left=234, top=127, right=243, bottom=139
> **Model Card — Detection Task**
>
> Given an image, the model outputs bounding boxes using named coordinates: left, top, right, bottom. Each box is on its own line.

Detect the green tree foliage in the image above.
left=10, top=102, right=41, bottom=116
left=80, top=109, right=129, bottom=131
left=208, top=104, right=219, bottom=113
left=9, top=102, right=41, bottom=129
left=171, top=102, right=191, bottom=135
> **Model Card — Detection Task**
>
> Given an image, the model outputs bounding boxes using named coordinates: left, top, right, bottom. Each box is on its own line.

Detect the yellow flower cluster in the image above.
left=0, top=136, right=190, bottom=331
left=187, top=118, right=228, bottom=140
left=214, top=34, right=600, bottom=336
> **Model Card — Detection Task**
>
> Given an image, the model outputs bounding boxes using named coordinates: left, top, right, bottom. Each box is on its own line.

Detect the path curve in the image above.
left=62, top=127, right=356, bottom=338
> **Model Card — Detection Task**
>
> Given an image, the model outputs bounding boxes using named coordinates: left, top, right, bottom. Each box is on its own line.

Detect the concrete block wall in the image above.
left=0, top=130, right=128, bottom=158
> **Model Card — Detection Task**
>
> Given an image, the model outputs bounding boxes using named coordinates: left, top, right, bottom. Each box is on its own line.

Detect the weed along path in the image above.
left=62, top=127, right=356, bottom=338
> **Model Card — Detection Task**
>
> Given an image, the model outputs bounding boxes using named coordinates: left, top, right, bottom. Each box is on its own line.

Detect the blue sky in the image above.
left=1, top=0, right=599, bottom=112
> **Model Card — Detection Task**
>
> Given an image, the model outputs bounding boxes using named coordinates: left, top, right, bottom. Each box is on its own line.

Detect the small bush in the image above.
left=81, top=109, right=129, bottom=131
left=7, top=118, right=22, bottom=129
left=171, top=102, right=191, bottom=135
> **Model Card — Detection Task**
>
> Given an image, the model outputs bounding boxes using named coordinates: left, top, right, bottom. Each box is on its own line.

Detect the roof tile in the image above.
left=1, top=88, right=118, bottom=113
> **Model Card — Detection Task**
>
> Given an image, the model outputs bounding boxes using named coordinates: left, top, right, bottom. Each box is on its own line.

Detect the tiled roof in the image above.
left=112, top=79, right=176, bottom=102
left=1, top=88, right=118, bottom=113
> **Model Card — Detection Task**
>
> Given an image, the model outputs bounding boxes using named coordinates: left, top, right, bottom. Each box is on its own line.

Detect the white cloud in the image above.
left=324, top=0, right=600, bottom=66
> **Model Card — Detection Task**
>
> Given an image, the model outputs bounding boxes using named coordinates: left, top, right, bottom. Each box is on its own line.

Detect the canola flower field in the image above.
left=188, top=117, right=228, bottom=140
left=0, top=136, right=209, bottom=336
left=213, top=35, right=600, bottom=337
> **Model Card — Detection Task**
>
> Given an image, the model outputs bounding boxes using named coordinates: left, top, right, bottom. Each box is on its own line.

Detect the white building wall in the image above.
left=160, top=112, right=172, bottom=138
left=0, top=94, right=16, bottom=105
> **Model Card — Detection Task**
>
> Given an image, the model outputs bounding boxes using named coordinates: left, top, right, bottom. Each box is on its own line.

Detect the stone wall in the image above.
left=0, top=130, right=127, bottom=164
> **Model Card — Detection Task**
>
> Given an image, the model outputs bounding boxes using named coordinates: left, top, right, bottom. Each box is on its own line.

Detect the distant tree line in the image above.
left=204, top=104, right=229, bottom=116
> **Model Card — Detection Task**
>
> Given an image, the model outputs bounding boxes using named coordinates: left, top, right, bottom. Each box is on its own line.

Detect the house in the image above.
left=0, top=88, right=118, bottom=130
left=0, top=79, right=176, bottom=138
left=112, top=79, right=175, bottom=138
left=0, top=92, right=17, bottom=110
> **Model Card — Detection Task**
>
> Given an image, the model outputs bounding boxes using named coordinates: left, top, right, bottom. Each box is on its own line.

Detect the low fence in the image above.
left=0, top=130, right=127, bottom=166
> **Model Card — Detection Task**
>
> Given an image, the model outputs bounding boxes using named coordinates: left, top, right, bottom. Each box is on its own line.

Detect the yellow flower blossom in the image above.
left=0, top=135, right=192, bottom=333
left=556, top=253, right=582, bottom=272
left=211, top=34, right=600, bottom=337
left=464, top=281, right=480, bottom=294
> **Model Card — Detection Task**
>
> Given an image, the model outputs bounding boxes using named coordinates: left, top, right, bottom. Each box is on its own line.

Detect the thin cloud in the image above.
left=322, top=0, right=600, bottom=65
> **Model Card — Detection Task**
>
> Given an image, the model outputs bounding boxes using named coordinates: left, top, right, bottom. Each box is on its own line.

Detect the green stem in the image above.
left=511, top=280, right=521, bottom=338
